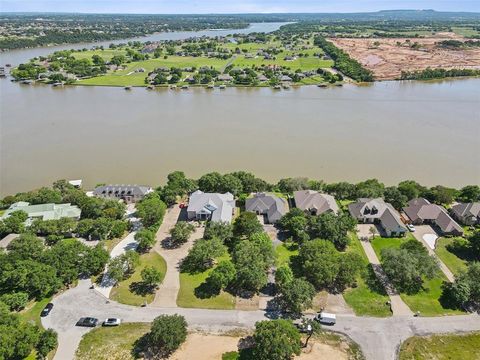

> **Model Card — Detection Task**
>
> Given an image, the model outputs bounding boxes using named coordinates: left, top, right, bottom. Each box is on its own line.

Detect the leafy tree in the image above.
left=458, top=185, right=480, bottom=202
left=277, top=208, right=309, bottom=243
left=425, top=185, right=458, bottom=206
left=143, top=314, right=187, bottom=358
left=469, top=230, right=480, bottom=259
left=205, top=260, right=236, bottom=291
left=398, top=180, right=427, bottom=200
left=384, top=186, right=408, bottom=210
left=251, top=320, right=301, bottom=360
left=228, top=171, right=269, bottom=193
left=1, top=210, right=28, bottom=235
left=136, top=193, right=167, bottom=229
left=181, top=237, right=226, bottom=273
left=7, top=233, right=44, bottom=261
left=381, top=241, right=438, bottom=293
left=141, top=266, right=163, bottom=289
left=277, top=177, right=309, bottom=193
left=169, top=222, right=195, bottom=247
left=442, top=262, right=480, bottom=310
left=135, top=228, right=156, bottom=252
left=274, top=266, right=294, bottom=290
left=198, top=172, right=224, bottom=193
left=0, top=292, right=29, bottom=311
left=233, top=211, right=263, bottom=239
left=102, top=199, right=126, bottom=220
left=83, top=244, right=110, bottom=275
left=275, top=278, right=315, bottom=316
left=110, top=220, right=128, bottom=238
left=324, top=182, right=356, bottom=200
left=36, top=329, right=58, bottom=358
left=204, top=221, right=233, bottom=243
left=355, top=179, right=385, bottom=198
left=220, top=174, right=243, bottom=195
left=107, top=250, right=140, bottom=282
left=308, top=212, right=356, bottom=250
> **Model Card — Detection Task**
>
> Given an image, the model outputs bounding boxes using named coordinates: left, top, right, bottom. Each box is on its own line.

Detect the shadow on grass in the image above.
left=129, top=282, right=156, bottom=297
left=363, top=264, right=388, bottom=296
left=446, top=238, right=477, bottom=262
left=194, top=280, right=221, bottom=299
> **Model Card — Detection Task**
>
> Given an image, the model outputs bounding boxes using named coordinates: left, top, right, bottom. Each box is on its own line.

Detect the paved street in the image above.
left=43, top=277, right=480, bottom=360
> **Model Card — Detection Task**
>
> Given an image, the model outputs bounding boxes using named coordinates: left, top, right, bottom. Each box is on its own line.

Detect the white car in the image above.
left=406, top=224, right=416, bottom=232
left=103, top=318, right=121, bottom=326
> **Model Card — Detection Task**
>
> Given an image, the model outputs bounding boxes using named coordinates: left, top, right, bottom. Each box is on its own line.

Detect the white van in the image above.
left=316, top=312, right=336, bottom=325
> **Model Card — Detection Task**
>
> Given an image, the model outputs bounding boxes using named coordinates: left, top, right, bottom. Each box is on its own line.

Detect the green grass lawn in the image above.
left=343, top=233, right=391, bottom=317
left=110, top=251, right=166, bottom=306
left=434, top=237, right=468, bottom=276
left=275, top=243, right=298, bottom=267
left=399, top=332, right=480, bottom=360
left=371, top=236, right=410, bottom=260
left=177, top=254, right=235, bottom=309
left=76, top=322, right=150, bottom=360
left=18, top=296, right=52, bottom=328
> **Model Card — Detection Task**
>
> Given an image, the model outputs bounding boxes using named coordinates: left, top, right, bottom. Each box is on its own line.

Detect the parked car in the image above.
left=40, top=303, right=54, bottom=317
left=76, top=317, right=99, bottom=327
left=406, top=224, right=416, bottom=232
left=315, top=312, right=336, bottom=325
left=103, top=318, right=121, bottom=326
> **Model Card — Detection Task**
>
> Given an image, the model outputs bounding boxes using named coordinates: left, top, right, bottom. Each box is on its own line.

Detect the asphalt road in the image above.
left=43, top=279, right=480, bottom=360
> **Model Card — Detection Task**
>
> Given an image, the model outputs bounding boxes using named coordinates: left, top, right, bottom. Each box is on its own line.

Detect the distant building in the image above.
left=294, top=190, right=339, bottom=215
left=450, top=202, right=480, bottom=226
left=0, top=201, right=81, bottom=226
left=187, top=190, right=235, bottom=223
left=349, top=198, right=407, bottom=237
left=403, top=198, right=463, bottom=236
left=217, top=74, right=233, bottom=82
left=93, top=184, right=153, bottom=203
left=245, top=193, right=288, bottom=224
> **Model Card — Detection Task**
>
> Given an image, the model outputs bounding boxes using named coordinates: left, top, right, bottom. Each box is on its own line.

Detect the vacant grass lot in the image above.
left=435, top=237, right=468, bottom=276
left=110, top=251, right=166, bottom=306
left=399, top=332, right=480, bottom=360
left=344, top=233, right=391, bottom=317
left=177, top=255, right=235, bottom=309
left=76, top=322, right=150, bottom=360
left=371, top=235, right=464, bottom=316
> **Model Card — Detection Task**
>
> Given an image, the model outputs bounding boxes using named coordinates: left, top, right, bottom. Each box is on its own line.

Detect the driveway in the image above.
left=411, top=225, right=455, bottom=282
left=152, top=206, right=204, bottom=307
left=43, top=278, right=480, bottom=360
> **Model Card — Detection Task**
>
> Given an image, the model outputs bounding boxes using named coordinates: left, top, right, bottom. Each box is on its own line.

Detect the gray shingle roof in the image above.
left=93, top=184, right=153, bottom=198
left=187, top=190, right=235, bottom=223
left=451, top=202, right=480, bottom=219
left=245, top=193, right=287, bottom=223
left=294, top=190, right=339, bottom=215
left=349, top=198, right=406, bottom=233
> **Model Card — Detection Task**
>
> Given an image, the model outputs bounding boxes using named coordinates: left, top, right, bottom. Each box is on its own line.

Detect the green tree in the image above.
left=355, top=179, right=385, bottom=198
left=384, top=186, right=408, bottom=210
left=220, top=174, right=243, bottom=195
left=141, top=266, right=163, bottom=290
left=398, top=180, right=426, bottom=200
left=144, top=314, right=187, bottom=358
left=251, top=320, right=301, bottom=360
left=204, top=221, right=233, bottom=243
left=458, top=185, right=480, bottom=202
left=181, top=237, right=226, bottom=273
left=135, top=228, right=156, bottom=252
left=169, top=222, right=195, bottom=247
left=233, top=211, right=263, bottom=239
left=308, top=212, right=356, bottom=250
left=205, top=260, right=236, bottom=291
left=7, top=233, right=44, bottom=261
left=274, top=266, right=294, bottom=290
left=36, top=329, right=58, bottom=358
left=136, top=193, right=167, bottom=229
left=278, top=208, right=309, bottom=243
left=107, top=250, right=140, bottom=282
left=276, top=278, right=315, bottom=316
left=277, top=177, right=309, bottom=193
left=0, top=292, right=29, bottom=311
left=198, top=172, right=224, bottom=193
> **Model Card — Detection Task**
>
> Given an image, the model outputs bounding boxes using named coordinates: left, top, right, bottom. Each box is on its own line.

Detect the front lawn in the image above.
left=434, top=237, right=468, bottom=276
left=399, top=332, right=480, bottom=360
left=275, top=243, right=298, bottom=267
left=19, top=296, right=52, bottom=328
left=371, top=236, right=410, bottom=260
left=344, top=234, right=391, bottom=317
left=177, top=255, right=235, bottom=310
left=76, top=322, right=150, bottom=360
left=110, top=251, right=167, bottom=306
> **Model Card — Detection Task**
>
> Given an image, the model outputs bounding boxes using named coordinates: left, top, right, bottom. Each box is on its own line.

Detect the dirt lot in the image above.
left=171, top=333, right=349, bottom=360
left=330, top=33, right=480, bottom=80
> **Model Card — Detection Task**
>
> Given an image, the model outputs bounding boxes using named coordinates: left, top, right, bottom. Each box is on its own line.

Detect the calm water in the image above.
left=0, top=24, right=479, bottom=195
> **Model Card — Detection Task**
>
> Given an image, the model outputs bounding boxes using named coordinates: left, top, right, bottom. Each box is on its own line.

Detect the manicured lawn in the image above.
left=435, top=237, right=468, bottom=276
left=400, top=276, right=464, bottom=316
left=76, top=322, right=150, bottom=360
left=110, top=251, right=166, bottom=306
left=177, top=255, right=235, bottom=309
left=275, top=243, right=298, bottom=267
left=344, top=234, right=391, bottom=317
left=19, top=296, right=52, bottom=328
left=371, top=236, right=410, bottom=260
left=399, top=332, right=480, bottom=360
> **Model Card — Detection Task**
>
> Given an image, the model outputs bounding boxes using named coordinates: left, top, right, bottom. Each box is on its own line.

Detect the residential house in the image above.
left=187, top=190, right=236, bottom=223
left=217, top=74, right=233, bottom=82
left=245, top=193, right=288, bottom=224
left=0, top=201, right=81, bottom=226
left=280, top=75, right=292, bottom=82
left=294, top=190, right=339, bottom=215
left=450, top=202, right=480, bottom=226
left=403, top=198, right=463, bottom=236
left=349, top=198, right=407, bottom=237
left=93, top=184, right=153, bottom=203
left=257, top=74, right=268, bottom=82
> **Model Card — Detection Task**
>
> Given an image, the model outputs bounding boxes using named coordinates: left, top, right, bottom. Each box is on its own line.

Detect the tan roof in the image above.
left=294, top=190, right=339, bottom=214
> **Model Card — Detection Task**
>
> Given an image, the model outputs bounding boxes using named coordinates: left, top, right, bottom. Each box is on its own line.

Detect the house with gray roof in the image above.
left=294, top=190, right=339, bottom=216
left=187, top=190, right=235, bottom=223
left=451, top=202, right=480, bottom=226
left=93, top=184, right=153, bottom=203
left=1, top=201, right=81, bottom=226
left=403, top=198, right=463, bottom=236
left=349, top=198, right=407, bottom=237
left=245, top=193, right=288, bottom=224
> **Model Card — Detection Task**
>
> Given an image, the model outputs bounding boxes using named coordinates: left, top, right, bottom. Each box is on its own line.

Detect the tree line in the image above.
left=400, top=67, right=480, bottom=80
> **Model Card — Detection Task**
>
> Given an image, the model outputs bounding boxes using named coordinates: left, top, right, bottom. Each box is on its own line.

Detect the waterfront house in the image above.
left=257, top=74, right=268, bottom=82
left=0, top=202, right=81, bottom=226
left=294, top=190, right=339, bottom=215
left=217, top=74, right=233, bottom=82
left=187, top=191, right=235, bottom=223
left=93, top=184, right=153, bottom=203
left=349, top=198, right=407, bottom=237
left=403, top=198, right=463, bottom=236
left=245, top=193, right=288, bottom=224
left=280, top=75, right=292, bottom=82
left=450, top=202, right=480, bottom=226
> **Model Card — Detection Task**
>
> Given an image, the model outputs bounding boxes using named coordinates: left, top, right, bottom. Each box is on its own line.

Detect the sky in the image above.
left=1, top=0, right=479, bottom=13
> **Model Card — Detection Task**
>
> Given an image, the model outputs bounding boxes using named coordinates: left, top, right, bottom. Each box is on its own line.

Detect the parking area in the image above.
left=356, top=223, right=384, bottom=240
left=411, top=225, right=438, bottom=250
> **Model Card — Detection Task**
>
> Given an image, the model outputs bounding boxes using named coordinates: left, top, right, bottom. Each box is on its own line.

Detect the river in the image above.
left=0, top=23, right=479, bottom=195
